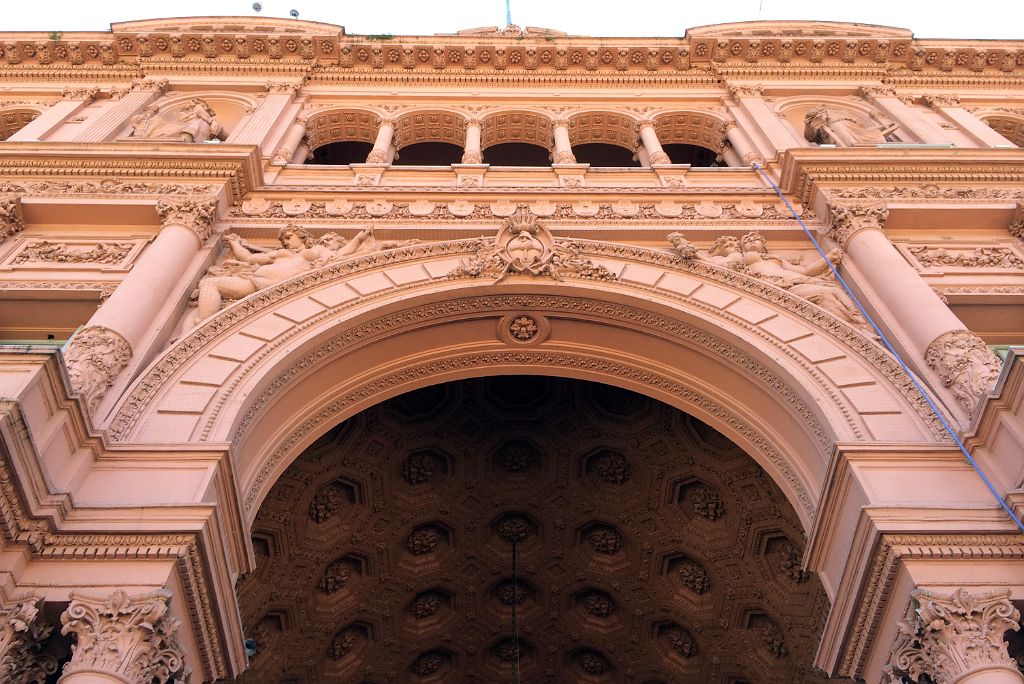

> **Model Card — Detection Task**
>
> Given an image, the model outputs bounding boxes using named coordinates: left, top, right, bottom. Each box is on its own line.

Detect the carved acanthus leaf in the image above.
left=0, top=595, right=58, bottom=683
left=824, top=203, right=888, bottom=247
left=60, top=589, right=187, bottom=684
left=887, top=588, right=1021, bottom=683
left=13, top=240, right=134, bottom=265
left=448, top=208, right=616, bottom=282
left=156, top=198, right=219, bottom=243
left=909, top=245, right=1024, bottom=270
left=924, top=329, right=1001, bottom=415
left=63, top=326, right=132, bottom=413
left=1010, top=203, right=1024, bottom=241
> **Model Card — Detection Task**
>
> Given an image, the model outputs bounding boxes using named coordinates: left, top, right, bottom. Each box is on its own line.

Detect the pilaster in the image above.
left=924, top=95, right=1016, bottom=148
left=8, top=88, right=98, bottom=141
left=227, top=82, right=301, bottom=152
left=72, top=80, right=168, bottom=143
left=860, top=85, right=953, bottom=145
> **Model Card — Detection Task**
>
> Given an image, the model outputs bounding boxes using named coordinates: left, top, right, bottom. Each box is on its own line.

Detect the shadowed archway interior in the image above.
left=237, top=376, right=829, bottom=683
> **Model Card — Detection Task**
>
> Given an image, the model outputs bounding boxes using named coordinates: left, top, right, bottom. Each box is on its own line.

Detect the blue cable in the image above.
left=751, top=161, right=1024, bottom=533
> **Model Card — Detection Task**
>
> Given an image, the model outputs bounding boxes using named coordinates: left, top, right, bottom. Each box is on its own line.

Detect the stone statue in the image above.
left=667, top=231, right=869, bottom=330
left=130, top=98, right=226, bottom=143
left=803, top=105, right=892, bottom=146
left=194, top=225, right=421, bottom=323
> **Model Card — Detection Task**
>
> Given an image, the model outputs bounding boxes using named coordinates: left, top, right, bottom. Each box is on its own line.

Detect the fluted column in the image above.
left=64, top=199, right=217, bottom=412
left=552, top=118, right=576, bottom=164
left=0, top=594, right=58, bottom=682
left=461, top=118, right=483, bottom=164
left=887, top=588, right=1023, bottom=684
left=365, top=118, right=396, bottom=164
left=923, top=95, right=1017, bottom=147
left=272, top=116, right=308, bottom=165
left=8, top=87, right=99, bottom=141
left=859, top=85, right=953, bottom=145
left=228, top=82, right=300, bottom=152
left=59, top=589, right=186, bottom=684
left=728, top=85, right=805, bottom=154
left=638, top=119, right=671, bottom=165
left=825, top=203, right=1001, bottom=418
left=73, top=79, right=168, bottom=143
left=724, top=120, right=764, bottom=165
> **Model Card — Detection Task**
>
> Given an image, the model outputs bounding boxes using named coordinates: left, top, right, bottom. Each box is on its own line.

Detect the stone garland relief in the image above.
left=886, top=588, right=1021, bottom=684
left=10, top=240, right=135, bottom=266
left=60, top=589, right=187, bottom=684
left=908, top=245, right=1024, bottom=270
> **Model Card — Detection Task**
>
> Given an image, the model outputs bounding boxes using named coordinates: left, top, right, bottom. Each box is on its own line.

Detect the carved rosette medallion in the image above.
left=64, top=326, right=132, bottom=413
left=887, top=588, right=1021, bottom=683
left=824, top=203, right=889, bottom=248
left=924, top=329, right=1002, bottom=414
left=0, top=197, right=25, bottom=238
left=498, top=312, right=551, bottom=345
left=449, top=208, right=615, bottom=282
left=155, top=198, right=219, bottom=245
left=60, top=589, right=187, bottom=684
left=0, top=595, right=58, bottom=683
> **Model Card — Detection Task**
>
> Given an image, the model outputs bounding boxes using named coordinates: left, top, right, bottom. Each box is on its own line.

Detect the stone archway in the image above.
left=237, top=376, right=832, bottom=683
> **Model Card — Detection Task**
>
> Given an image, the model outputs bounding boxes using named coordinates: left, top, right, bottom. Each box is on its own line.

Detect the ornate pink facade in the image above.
left=0, top=15, right=1022, bottom=683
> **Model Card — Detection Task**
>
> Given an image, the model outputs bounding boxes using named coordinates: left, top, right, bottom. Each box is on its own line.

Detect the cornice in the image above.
left=776, top=148, right=1024, bottom=206
left=0, top=143, right=262, bottom=206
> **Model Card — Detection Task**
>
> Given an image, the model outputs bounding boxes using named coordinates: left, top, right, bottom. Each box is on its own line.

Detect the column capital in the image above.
left=887, top=588, right=1021, bottom=684
left=859, top=84, right=897, bottom=98
left=464, top=117, right=483, bottom=128
left=64, top=325, right=132, bottom=412
left=378, top=117, right=397, bottom=128
left=824, top=202, right=889, bottom=247
left=61, top=86, right=100, bottom=104
left=265, top=81, right=301, bottom=95
left=0, top=594, right=58, bottom=683
left=923, top=93, right=961, bottom=108
left=130, top=78, right=169, bottom=94
left=552, top=117, right=572, bottom=129
left=638, top=117, right=659, bottom=129
left=60, top=589, right=187, bottom=684
left=728, top=84, right=764, bottom=98
left=0, top=196, right=25, bottom=239
left=925, top=329, right=1002, bottom=415
left=156, top=198, right=219, bottom=244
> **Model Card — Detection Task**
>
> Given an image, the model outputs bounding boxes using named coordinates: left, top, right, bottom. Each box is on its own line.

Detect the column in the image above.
left=227, top=82, right=300, bottom=153
left=825, top=203, right=1001, bottom=418
left=461, top=118, right=483, bottom=164
left=365, top=118, right=396, bottom=164
left=272, top=116, right=308, bottom=165
left=552, top=118, right=576, bottom=164
left=887, top=588, right=1023, bottom=683
left=64, top=199, right=217, bottom=412
left=724, top=120, right=764, bottom=165
left=59, top=589, right=187, bottom=684
left=923, top=95, right=1017, bottom=148
left=634, top=145, right=651, bottom=167
left=859, top=85, right=953, bottom=145
left=729, top=85, right=806, bottom=155
left=638, top=119, right=672, bottom=165
left=720, top=143, right=742, bottom=167
left=72, top=80, right=168, bottom=143
left=7, top=88, right=99, bottom=141
left=0, top=594, right=58, bottom=682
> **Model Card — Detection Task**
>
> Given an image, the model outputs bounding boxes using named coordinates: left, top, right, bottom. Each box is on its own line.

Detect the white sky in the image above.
left=3, top=0, right=1023, bottom=40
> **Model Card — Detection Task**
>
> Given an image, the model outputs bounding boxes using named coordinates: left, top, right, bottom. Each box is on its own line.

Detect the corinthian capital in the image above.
left=131, top=78, right=170, bottom=94
left=266, top=81, right=302, bottom=95
left=859, top=84, right=897, bottom=98
left=888, top=588, right=1021, bottom=683
left=0, top=594, right=58, bottom=683
left=925, top=329, right=1002, bottom=414
left=1009, top=202, right=1024, bottom=241
left=923, top=94, right=961, bottom=108
left=61, top=87, right=100, bottom=104
left=64, top=326, right=132, bottom=413
left=728, top=84, right=764, bottom=98
left=0, top=196, right=24, bottom=238
left=156, top=198, right=219, bottom=244
left=824, top=203, right=889, bottom=247
left=61, top=589, right=187, bottom=684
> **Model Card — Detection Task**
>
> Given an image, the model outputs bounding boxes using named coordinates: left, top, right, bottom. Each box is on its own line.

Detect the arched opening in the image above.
left=309, top=140, right=375, bottom=165
left=236, top=375, right=828, bottom=682
left=663, top=143, right=721, bottom=167
left=572, top=142, right=641, bottom=167
left=0, top=108, right=39, bottom=140
left=482, top=142, right=552, bottom=166
left=303, top=109, right=380, bottom=166
left=392, top=141, right=464, bottom=166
